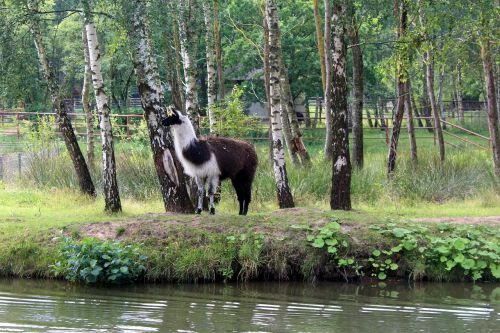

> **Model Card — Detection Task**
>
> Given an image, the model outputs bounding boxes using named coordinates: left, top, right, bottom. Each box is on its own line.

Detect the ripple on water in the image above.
left=0, top=281, right=498, bottom=333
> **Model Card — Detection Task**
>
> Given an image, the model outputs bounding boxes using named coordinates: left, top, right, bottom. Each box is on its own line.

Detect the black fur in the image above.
left=182, top=139, right=212, bottom=165
left=204, top=136, right=258, bottom=215
left=162, top=112, right=182, bottom=127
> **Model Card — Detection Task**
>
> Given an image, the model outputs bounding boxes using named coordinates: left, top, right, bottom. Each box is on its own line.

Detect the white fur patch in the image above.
left=171, top=120, right=221, bottom=179
left=178, top=152, right=220, bottom=178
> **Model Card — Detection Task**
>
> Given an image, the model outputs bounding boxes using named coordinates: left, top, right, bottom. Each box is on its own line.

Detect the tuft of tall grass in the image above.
left=20, top=141, right=498, bottom=207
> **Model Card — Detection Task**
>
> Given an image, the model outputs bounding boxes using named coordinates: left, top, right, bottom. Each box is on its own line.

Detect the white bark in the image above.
left=203, top=1, right=216, bottom=133
left=81, top=25, right=94, bottom=166
left=266, top=0, right=294, bottom=208
left=178, top=0, right=200, bottom=133
left=83, top=1, right=121, bottom=212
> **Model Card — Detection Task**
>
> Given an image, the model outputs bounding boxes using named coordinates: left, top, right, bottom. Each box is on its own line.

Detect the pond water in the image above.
left=0, top=279, right=498, bottom=332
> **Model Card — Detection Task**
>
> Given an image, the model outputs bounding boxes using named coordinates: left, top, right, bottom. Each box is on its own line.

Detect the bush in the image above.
left=51, top=237, right=147, bottom=284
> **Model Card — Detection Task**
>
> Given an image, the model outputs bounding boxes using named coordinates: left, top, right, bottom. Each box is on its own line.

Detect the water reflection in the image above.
left=0, top=279, right=497, bottom=332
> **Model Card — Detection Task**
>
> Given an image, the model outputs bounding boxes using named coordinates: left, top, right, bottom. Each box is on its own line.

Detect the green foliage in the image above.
left=206, top=86, right=260, bottom=137
left=51, top=237, right=147, bottom=284
left=369, top=222, right=500, bottom=281
left=307, top=220, right=363, bottom=279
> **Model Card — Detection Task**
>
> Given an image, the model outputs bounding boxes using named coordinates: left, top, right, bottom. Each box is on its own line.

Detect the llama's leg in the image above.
left=232, top=173, right=252, bottom=216
left=194, top=176, right=205, bottom=214
left=207, top=176, right=219, bottom=215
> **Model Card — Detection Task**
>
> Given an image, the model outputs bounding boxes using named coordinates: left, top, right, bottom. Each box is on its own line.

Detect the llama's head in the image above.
left=162, top=108, right=188, bottom=128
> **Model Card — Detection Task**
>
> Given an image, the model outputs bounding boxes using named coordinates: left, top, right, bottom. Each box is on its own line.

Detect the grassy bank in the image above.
left=0, top=189, right=498, bottom=283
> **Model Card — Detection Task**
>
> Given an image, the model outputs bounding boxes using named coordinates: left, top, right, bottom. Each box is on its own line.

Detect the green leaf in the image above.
left=312, top=238, right=325, bottom=248
left=453, top=239, right=466, bottom=251
left=490, top=263, right=500, bottom=278
left=403, top=241, right=416, bottom=251
left=390, top=263, right=398, bottom=270
left=372, top=250, right=381, bottom=257
left=306, top=235, right=314, bottom=242
left=120, top=266, right=129, bottom=274
left=453, top=253, right=465, bottom=263
left=90, top=259, right=97, bottom=268
left=327, top=222, right=341, bottom=230
left=440, top=256, right=448, bottom=262
left=327, top=246, right=337, bottom=254
left=461, top=258, right=475, bottom=270
left=325, top=238, right=338, bottom=246
left=378, top=272, right=387, bottom=280
left=392, top=228, right=410, bottom=238
left=446, top=260, right=457, bottom=270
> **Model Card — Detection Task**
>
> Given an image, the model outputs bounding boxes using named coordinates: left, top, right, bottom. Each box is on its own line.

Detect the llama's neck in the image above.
left=172, top=120, right=198, bottom=152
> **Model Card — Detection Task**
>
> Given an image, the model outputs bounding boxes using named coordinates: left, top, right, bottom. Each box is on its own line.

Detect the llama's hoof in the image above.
left=195, top=208, right=202, bottom=214
left=209, top=208, right=215, bottom=215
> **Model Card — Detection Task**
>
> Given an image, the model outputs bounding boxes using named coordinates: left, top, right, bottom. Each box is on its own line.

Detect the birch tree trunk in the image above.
left=213, top=0, right=225, bottom=101
left=329, top=1, right=351, bottom=210
left=263, top=17, right=273, bottom=160
left=387, top=0, right=408, bottom=175
left=266, top=0, right=294, bottom=209
left=421, top=62, right=434, bottom=131
left=480, top=38, right=500, bottom=176
left=349, top=18, right=364, bottom=168
left=82, top=0, right=121, bottom=212
left=126, top=0, right=193, bottom=213
left=178, top=0, right=200, bottom=133
left=312, top=0, right=326, bottom=92
left=323, top=0, right=333, bottom=159
left=203, top=1, right=217, bottom=134
left=81, top=25, right=95, bottom=166
left=27, top=1, right=95, bottom=197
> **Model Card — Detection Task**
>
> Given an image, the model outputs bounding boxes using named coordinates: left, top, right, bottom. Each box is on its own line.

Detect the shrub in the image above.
left=51, top=237, right=147, bottom=284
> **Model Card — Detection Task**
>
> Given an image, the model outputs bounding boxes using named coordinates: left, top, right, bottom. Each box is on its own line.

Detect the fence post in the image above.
left=18, top=153, right=21, bottom=176
left=16, top=113, right=20, bottom=139
left=126, top=116, right=131, bottom=139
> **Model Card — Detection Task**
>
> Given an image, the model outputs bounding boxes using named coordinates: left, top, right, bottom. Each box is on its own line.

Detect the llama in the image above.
left=162, top=109, right=258, bottom=215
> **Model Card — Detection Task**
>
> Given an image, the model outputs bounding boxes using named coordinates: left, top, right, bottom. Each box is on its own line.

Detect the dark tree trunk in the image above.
left=480, top=39, right=500, bottom=176
left=405, top=79, right=417, bottom=163
left=349, top=20, right=363, bottom=168
left=456, top=62, right=465, bottom=122
left=329, top=1, right=351, bottom=210
left=410, top=89, right=424, bottom=128
left=127, top=0, right=193, bottom=213
left=424, top=53, right=445, bottom=162
left=421, top=62, right=434, bottom=132
left=387, top=0, right=408, bottom=175
left=28, top=2, right=95, bottom=197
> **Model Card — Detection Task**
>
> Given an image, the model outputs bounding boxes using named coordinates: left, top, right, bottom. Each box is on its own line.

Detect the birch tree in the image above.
left=266, top=0, right=294, bottom=209
left=323, top=0, right=333, bottom=159
left=177, top=0, right=200, bottom=133
left=82, top=0, right=121, bottom=212
left=348, top=5, right=363, bottom=168
left=27, top=0, right=95, bottom=197
left=124, top=0, right=193, bottom=213
left=81, top=26, right=95, bottom=166
left=203, top=1, right=216, bottom=134
left=213, top=0, right=225, bottom=100
left=329, top=0, right=351, bottom=210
